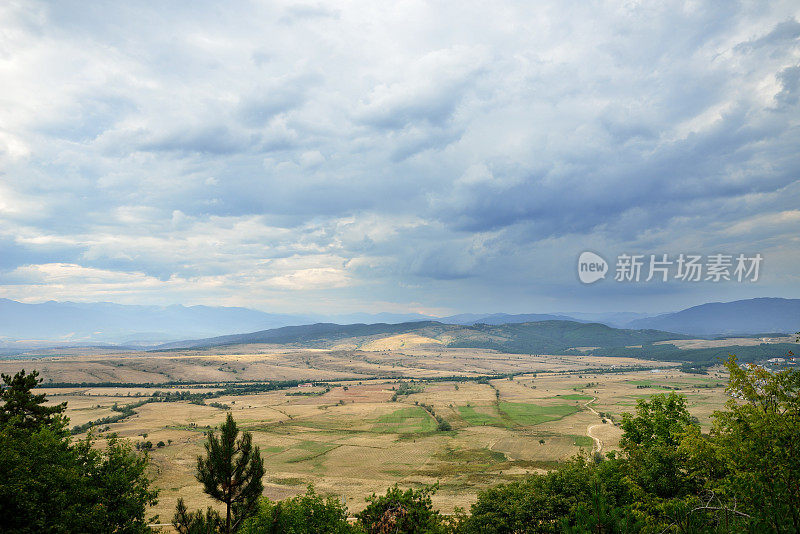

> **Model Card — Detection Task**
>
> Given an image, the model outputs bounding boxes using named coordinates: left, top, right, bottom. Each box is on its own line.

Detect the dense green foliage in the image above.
left=173, top=498, right=223, bottom=534
left=356, top=484, right=448, bottom=534
left=681, top=356, right=800, bottom=531
left=0, top=370, right=158, bottom=533
left=463, top=456, right=641, bottom=533
left=240, top=486, right=358, bottom=534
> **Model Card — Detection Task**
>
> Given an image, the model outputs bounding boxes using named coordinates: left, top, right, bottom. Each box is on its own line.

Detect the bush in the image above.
left=357, top=484, right=447, bottom=534
left=172, top=497, right=222, bottom=534
left=240, top=485, right=357, bottom=534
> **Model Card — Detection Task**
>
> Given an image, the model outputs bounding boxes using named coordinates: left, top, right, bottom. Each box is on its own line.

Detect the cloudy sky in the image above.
left=0, top=1, right=798, bottom=316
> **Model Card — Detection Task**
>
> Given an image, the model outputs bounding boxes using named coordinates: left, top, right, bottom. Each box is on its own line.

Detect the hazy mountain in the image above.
left=0, top=299, right=312, bottom=345
left=440, top=312, right=579, bottom=325
left=559, top=311, right=655, bottom=328
left=322, top=312, right=435, bottom=324
left=626, top=298, right=800, bottom=336
left=437, top=313, right=491, bottom=324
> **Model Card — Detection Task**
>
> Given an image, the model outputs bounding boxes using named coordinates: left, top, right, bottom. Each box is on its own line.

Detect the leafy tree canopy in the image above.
left=0, top=370, right=158, bottom=533
left=240, top=485, right=358, bottom=534
left=357, top=484, right=448, bottom=534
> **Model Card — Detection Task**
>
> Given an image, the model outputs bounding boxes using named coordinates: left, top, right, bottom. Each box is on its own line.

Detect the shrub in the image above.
left=240, top=485, right=357, bottom=534
left=357, top=484, right=447, bottom=534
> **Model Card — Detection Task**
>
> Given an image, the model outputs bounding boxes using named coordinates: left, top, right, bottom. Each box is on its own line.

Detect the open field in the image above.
left=654, top=335, right=796, bottom=349
left=0, top=344, right=736, bottom=523
left=0, top=344, right=678, bottom=384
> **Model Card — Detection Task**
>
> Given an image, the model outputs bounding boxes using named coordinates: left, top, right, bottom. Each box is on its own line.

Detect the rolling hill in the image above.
left=155, top=320, right=452, bottom=350
left=155, top=319, right=693, bottom=355
left=156, top=315, right=800, bottom=366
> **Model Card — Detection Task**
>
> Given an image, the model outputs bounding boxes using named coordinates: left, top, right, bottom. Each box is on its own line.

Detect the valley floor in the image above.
left=0, top=346, right=731, bottom=523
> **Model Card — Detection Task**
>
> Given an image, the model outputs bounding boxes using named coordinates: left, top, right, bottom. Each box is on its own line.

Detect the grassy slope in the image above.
left=155, top=319, right=797, bottom=365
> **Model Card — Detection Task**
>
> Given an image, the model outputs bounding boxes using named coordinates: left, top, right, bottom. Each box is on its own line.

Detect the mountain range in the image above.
left=0, top=299, right=311, bottom=346
left=0, top=297, right=797, bottom=348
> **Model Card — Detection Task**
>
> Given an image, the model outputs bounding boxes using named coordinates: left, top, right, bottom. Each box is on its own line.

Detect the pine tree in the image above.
left=0, top=369, right=67, bottom=431
left=196, top=413, right=264, bottom=533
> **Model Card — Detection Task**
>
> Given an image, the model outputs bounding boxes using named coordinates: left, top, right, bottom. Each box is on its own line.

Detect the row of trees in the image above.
left=2, top=353, right=799, bottom=533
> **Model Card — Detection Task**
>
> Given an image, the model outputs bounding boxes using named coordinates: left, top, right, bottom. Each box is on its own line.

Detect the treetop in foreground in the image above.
left=176, top=412, right=265, bottom=534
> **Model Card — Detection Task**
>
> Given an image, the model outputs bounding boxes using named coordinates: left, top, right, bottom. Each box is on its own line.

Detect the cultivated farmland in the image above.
left=1, top=344, right=733, bottom=522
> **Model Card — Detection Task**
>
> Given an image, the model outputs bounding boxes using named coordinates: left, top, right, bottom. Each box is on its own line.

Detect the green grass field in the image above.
left=457, top=405, right=506, bottom=427
left=498, top=402, right=579, bottom=426
left=571, top=435, right=594, bottom=447
left=284, top=440, right=340, bottom=463
left=370, top=406, right=437, bottom=433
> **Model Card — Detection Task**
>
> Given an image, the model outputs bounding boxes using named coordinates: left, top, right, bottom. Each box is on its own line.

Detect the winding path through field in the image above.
left=586, top=423, right=604, bottom=453
left=582, top=397, right=606, bottom=454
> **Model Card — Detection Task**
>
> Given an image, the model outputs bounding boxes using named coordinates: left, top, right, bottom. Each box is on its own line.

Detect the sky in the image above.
left=0, top=0, right=799, bottom=316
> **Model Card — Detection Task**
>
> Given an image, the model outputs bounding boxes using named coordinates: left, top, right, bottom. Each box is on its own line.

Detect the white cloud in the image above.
left=267, top=267, right=350, bottom=290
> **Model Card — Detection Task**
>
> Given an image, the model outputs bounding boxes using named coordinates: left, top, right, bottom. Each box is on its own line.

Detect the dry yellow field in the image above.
left=0, top=345, right=734, bottom=524
left=0, top=344, right=678, bottom=384
left=654, top=336, right=795, bottom=349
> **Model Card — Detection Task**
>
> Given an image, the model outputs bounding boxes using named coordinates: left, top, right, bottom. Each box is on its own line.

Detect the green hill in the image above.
left=446, top=320, right=692, bottom=354
left=156, top=319, right=690, bottom=354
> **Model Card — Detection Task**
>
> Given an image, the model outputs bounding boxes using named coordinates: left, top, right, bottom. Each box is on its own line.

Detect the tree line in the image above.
left=2, top=353, right=799, bottom=532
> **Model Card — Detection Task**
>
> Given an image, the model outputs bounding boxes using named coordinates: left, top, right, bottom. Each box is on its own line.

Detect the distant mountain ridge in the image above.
left=440, top=312, right=579, bottom=325
left=626, top=298, right=800, bottom=336
left=0, top=299, right=312, bottom=345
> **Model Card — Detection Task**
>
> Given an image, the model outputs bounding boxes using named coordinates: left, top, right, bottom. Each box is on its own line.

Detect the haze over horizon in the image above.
left=0, top=295, right=790, bottom=320
left=1, top=2, right=799, bottom=316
